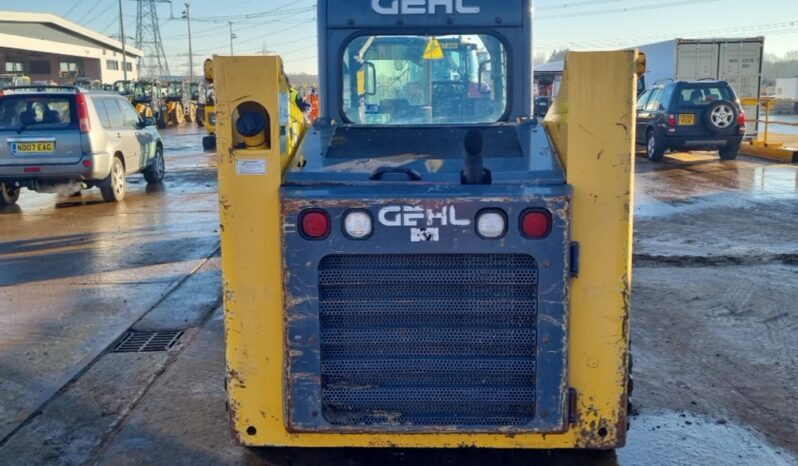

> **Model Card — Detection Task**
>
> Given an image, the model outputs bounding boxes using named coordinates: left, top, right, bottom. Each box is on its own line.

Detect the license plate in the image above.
left=12, top=141, right=55, bottom=154
left=678, top=114, right=695, bottom=126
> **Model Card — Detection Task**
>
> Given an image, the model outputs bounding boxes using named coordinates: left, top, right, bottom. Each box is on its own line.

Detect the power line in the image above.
left=75, top=0, right=104, bottom=24
left=542, top=20, right=798, bottom=50
left=62, top=1, right=83, bottom=19
left=189, top=5, right=315, bottom=23
left=83, top=3, right=117, bottom=27
left=537, top=0, right=722, bottom=19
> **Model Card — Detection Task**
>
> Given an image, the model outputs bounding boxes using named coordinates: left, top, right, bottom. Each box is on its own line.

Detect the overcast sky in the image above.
left=2, top=0, right=797, bottom=75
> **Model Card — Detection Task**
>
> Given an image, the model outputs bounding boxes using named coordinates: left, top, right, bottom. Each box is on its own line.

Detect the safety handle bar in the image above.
left=369, top=167, right=423, bottom=182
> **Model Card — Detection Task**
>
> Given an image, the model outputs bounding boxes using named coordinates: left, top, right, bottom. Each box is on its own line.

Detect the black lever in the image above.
left=461, top=129, right=492, bottom=185
left=370, top=167, right=423, bottom=181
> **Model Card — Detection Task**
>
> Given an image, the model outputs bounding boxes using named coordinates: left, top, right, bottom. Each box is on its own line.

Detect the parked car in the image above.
left=636, top=80, right=746, bottom=161
left=0, top=85, right=165, bottom=207
left=534, top=96, right=551, bottom=118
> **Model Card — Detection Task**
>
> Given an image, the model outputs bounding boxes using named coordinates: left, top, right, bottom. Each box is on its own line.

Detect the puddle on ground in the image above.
left=244, top=411, right=796, bottom=466
left=619, top=411, right=796, bottom=466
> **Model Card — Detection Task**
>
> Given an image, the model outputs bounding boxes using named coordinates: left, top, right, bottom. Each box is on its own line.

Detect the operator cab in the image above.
left=287, top=0, right=561, bottom=186
left=280, top=0, right=572, bottom=435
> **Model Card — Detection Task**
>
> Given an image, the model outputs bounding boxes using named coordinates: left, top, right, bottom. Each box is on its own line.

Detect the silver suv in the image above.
left=0, top=86, right=165, bottom=207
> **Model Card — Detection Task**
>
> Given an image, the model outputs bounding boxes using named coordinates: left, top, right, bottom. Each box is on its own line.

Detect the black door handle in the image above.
left=369, top=167, right=423, bottom=181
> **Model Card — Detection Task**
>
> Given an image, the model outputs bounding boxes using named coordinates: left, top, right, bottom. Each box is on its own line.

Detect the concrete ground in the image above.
left=0, top=130, right=796, bottom=465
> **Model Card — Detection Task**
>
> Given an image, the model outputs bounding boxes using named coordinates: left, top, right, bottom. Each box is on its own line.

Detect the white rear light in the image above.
left=343, top=210, right=373, bottom=239
left=476, top=210, right=507, bottom=239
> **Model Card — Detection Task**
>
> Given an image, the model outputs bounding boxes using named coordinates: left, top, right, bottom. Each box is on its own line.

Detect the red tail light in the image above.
left=738, top=110, right=746, bottom=132
left=300, top=210, right=331, bottom=240
left=76, top=92, right=91, bottom=134
left=520, top=209, right=552, bottom=239
left=667, top=114, right=677, bottom=127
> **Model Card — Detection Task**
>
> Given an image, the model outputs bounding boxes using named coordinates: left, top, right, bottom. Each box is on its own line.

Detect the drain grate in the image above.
left=112, top=330, right=184, bottom=353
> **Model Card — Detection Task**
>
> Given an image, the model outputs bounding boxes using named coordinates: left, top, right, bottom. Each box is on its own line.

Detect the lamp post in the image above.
left=228, top=21, right=236, bottom=55
left=118, top=0, right=128, bottom=80
left=183, top=1, right=194, bottom=81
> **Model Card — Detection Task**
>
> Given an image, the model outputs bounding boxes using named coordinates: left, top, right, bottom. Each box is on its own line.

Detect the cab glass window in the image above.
left=342, top=34, right=508, bottom=125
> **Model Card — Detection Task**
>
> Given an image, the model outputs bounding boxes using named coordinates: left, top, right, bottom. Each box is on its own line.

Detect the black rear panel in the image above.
left=325, top=126, right=523, bottom=160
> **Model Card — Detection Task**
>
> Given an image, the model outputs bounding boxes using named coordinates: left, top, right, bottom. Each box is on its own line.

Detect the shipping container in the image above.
left=636, top=37, right=764, bottom=138
left=774, top=77, right=798, bottom=101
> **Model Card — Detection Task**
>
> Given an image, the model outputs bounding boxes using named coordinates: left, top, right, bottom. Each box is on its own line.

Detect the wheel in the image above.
left=100, top=156, right=126, bottom=202
left=143, top=145, right=165, bottom=184
left=188, top=103, right=197, bottom=124
left=156, top=111, right=167, bottom=129
left=703, top=100, right=738, bottom=135
left=202, top=135, right=216, bottom=151
left=646, top=130, right=665, bottom=162
left=0, top=182, right=20, bottom=206
left=719, top=143, right=740, bottom=161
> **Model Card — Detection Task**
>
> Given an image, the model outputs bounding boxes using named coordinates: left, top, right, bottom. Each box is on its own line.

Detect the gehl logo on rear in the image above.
left=379, top=206, right=470, bottom=242
left=371, top=0, right=481, bottom=15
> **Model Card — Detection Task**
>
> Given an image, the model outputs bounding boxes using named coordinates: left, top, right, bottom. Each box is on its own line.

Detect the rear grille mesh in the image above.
left=318, top=254, right=538, bottom=427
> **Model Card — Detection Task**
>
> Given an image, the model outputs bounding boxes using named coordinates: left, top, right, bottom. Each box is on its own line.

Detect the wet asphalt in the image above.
left=0, top=129, right=796, bottom=465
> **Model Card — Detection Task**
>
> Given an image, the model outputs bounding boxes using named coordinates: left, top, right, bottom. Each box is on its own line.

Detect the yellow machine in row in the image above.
left=216, top=0, right=637, bottom=451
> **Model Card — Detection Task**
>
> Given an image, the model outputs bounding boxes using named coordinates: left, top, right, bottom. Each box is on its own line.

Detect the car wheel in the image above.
left=719, top=143, right=740, bottom=161
left=202, top=135, right=216, bottom=151
left=156, top=111, right=167, bottom=129
left=703, top=100, right=738, bottom=135
left=101, top=156, right=126, bottom=202
left=143, top=145, right=166, bottom=184
left=646, top=130, right=665, bottom=162
left=0, top=182, right=20, bottom=207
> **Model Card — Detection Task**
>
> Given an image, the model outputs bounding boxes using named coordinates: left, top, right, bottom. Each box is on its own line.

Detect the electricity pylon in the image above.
left=135, top=0, right=171, bottom=79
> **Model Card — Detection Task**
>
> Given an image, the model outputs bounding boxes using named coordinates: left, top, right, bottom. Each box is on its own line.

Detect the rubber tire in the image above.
left=156, top=111, right=167, bottom=129
left=202, top=135, right=216, bottom=151
left=719, top=143, right=740, bottom=161
left=143, top=145, right=166, bottom=184
left=0, top=182, right=20, bottom=207
left=646, top=130, right=665, bottom=162
left=702, top=100, right=738, bottom=135
left=100, top=156, right=126, bottom=202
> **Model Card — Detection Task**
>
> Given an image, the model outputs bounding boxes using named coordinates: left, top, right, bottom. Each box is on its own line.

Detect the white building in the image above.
left=774, top=77, right=798, bottom=101
left=0, top=11, right=143, bottom=84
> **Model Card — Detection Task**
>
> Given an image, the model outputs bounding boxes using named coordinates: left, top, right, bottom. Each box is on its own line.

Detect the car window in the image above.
left=115, top=98, right=141, bottom=129
left=94, top=98, right=113, bottom=129
left=660, top=86, right=676, bottom=110
left=676, top=85, right=734, bottom=108
left=644, top=88, right=664, bottom=111
left=636, top=90, right=652, bottom=110
left=102, top=98, right=125, bottom=129
left=0, top=95, right=74, bottom=130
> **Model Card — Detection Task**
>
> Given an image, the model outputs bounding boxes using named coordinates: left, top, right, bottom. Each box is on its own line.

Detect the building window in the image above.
left=107, top=60, right=120, bottom=71
left=126, top=62, right=133, bottom=72
left=5, top=61, right=24, bottom=73
left=60, top=62, right=78, bottom=73
left=29, top=60, right=51, bottom=74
